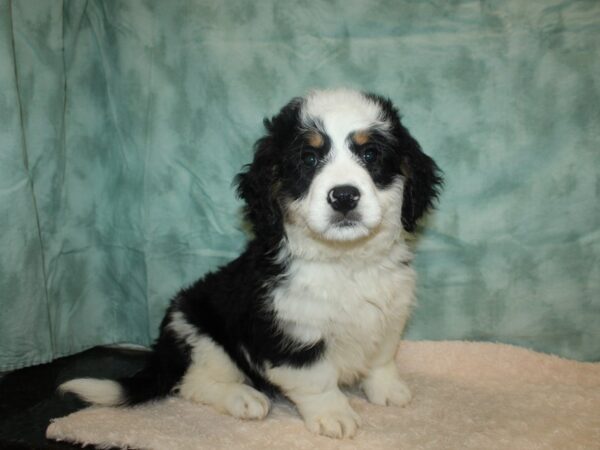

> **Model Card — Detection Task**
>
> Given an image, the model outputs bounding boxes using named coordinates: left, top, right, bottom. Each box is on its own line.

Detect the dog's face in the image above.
left=237, top=89, right=442, bottom=244
left=285, top=91, right=408, bottom=242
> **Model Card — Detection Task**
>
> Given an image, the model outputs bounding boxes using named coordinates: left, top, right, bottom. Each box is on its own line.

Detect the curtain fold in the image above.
left=0, top=0, right=55, bottom=370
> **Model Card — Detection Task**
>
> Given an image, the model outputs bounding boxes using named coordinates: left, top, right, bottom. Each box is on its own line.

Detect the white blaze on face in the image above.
left=301, top=89, right=387, bottom=146
left=288, top=89, right=396, bottom=242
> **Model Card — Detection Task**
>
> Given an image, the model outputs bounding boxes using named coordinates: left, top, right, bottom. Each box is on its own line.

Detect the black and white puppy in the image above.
left=61, top=88, right=442, bottom=439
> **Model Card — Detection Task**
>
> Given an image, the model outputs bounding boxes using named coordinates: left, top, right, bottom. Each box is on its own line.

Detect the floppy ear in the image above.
left=399, top=132, right=443, bottom=232
left=235, top=133, right=282, bottom=239
left=364, top=92, right=443, bottom=232
left=235, top=98, right=303, bottom=240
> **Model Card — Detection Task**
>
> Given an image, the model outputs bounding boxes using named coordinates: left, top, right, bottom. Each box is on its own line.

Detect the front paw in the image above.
left=297, top=391, right=361, bottom=439
left=304, top=405, right=361, bottom=439
left=224, top=384, right=271, bottom=420
left=362, top=366, right=412, bottom=407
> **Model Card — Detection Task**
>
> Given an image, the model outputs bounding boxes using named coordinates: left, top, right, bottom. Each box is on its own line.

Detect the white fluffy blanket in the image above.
left=47, top=341, right=600, bottom=449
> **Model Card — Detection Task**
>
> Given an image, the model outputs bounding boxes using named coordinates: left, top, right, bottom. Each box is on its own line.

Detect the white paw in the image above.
left=363, top=370, right=412, bottom=407
left=304, top=405, right=361, bottom=439
left=224, top=384, right=271, bottom=420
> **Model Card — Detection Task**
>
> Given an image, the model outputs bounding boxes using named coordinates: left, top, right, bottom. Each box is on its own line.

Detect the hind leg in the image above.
left=178, top=336, right=270, bottom=420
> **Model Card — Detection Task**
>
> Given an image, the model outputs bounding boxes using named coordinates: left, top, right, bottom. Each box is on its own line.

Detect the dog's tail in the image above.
left=59, top=322, right=190, bottom=406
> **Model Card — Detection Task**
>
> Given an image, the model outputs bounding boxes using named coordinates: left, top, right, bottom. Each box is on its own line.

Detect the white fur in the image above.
left=302, top=88, right=389, bottom=141
left=276, top=177, right=412, bottom=380
left=267, top=236, right=414, bottom=438
left=271, top=229, right=415, bottom=384
left=59, top=378, right=124, bottom=406
left=168, top=310, right=204, bottom=347
left=267, top=359, right=361, bottom=438
left=362, top=360, right=412, bottom=407
left=175, top=319, right=270, bottom=420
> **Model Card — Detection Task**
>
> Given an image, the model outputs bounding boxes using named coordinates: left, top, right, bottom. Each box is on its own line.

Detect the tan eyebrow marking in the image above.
left=352, top=131, right=370, bottom=145
left=307, top=131, right=324, bottom=148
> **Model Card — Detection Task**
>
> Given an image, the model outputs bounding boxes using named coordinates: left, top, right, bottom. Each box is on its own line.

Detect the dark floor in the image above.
left=0, top=347, right=149, bottom=449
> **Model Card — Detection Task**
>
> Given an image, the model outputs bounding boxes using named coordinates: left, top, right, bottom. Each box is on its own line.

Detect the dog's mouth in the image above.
left=335, top=219, right=358, bottom=228
left=330, top=211, right=362, bottom=228
left=321, top=212, right=371, bottom=241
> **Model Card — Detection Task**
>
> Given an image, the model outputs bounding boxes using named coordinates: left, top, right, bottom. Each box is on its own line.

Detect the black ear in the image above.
left=400, top=132, right=443, bottom=232
left=235, top=133, right=282, bottom=239
left=363, top=92, right=443, bottom=233
left=235, top=98, right=303, bottom=240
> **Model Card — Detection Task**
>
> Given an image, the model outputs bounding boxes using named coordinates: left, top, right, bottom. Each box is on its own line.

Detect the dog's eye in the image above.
left=362, top=148, right=378, bottom=164
left=301, top=151, right=319, bottom=168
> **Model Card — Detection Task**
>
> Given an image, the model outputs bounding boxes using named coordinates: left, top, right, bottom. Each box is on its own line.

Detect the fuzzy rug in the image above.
left=47, top=341, right=600, bottom=450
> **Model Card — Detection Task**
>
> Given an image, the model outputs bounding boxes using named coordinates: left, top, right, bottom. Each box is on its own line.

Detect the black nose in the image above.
left=327, top=185, right=361, bottom=213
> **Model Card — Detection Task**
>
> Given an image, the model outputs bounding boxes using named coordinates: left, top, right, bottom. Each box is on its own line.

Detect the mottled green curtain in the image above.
left=1, top=0, right=599, bottom=370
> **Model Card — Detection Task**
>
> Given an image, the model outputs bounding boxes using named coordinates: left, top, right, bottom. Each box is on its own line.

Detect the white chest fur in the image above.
left=271, top=240, right=416, bottom=384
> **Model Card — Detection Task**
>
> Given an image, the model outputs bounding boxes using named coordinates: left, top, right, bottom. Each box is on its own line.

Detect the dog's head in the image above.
left=236, top=89, right=442, bottom=246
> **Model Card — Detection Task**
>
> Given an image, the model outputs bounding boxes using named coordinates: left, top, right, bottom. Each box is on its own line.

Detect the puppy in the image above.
left=60, top=88, right=442, bottom=439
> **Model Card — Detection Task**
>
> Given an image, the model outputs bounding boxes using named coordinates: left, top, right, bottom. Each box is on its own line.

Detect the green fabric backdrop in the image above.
left=1, top=0, right=599, bottom=370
